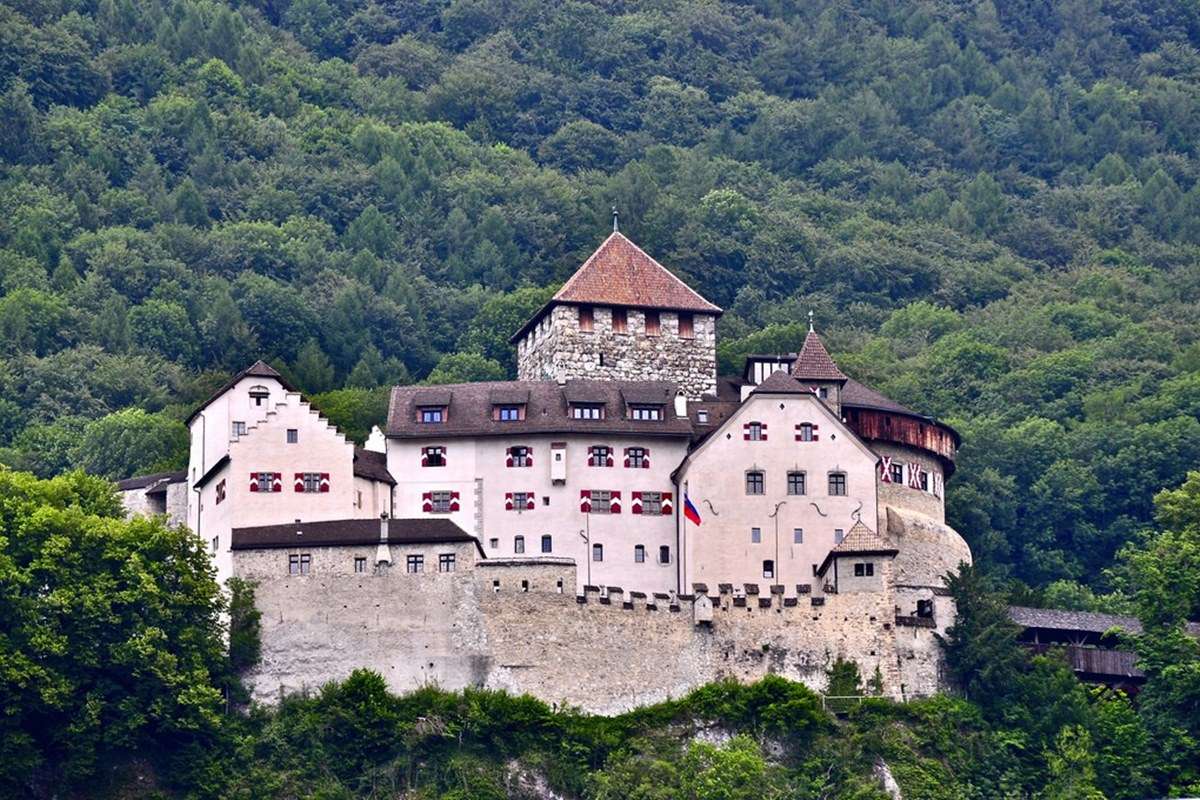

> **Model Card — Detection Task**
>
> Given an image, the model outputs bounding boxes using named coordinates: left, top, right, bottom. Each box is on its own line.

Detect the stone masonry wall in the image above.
left=240, top=552, right=953, bottom=713
left=517, top=305, right=718, bottom=399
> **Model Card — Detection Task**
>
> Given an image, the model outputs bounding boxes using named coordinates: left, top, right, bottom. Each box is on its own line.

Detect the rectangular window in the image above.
left=354, top=557, right=366, bottom=573
left=626, top=447, right=647, bottom=468
left=511, top=492, right=530, bottom=511
left=302, top=472, right=322, bottom=493
left=891, top=464, right=904, bottom=484
left=828, top=473, right=847, bottom=496
left=572, top=404, right=604, bottom=420
left=746, top=471, right=765, bottom=495
left=420, top=407, right=445, bottom=423
left=658, top=545, right=671, bottom=564
left=509, top=446, right=530, bottom=467
left=697, top=409, right=709, bottom=423
left=641, top=491, right=663, bottom=515
left=747, top=421, right=764, bottom=441
left=233, top=420, right=246, bottom=436
left=579, top=306, right=594, bottom=331
left=644, top=310, right=660, bottom=335
left=762, top=559, right=775, bottom=579
left=835, top=528, right=845, bottom=544
left=514, top=535, right=525, bottom=553
left=919, top=470, right=929, bottom=491
left=288, top=553, right=311, bottom=575
left=430, top=490, right=452, bottom=513
left=439, top=553, right=456, bottom=572
left=541, top=534, right=552, bottom=553
left=423, top=446, right=446, bottom=467
left=787, top=471, right=806, bottom=495
left=406, top=555, right=424, bottom=573
left=630, top=405, right=662, bottom=421
left=592, top=543, right=604, bottom=561
left=489, top=537, right=499, bottom=549
left=495, top=405, right=524, bottom=421
left=793, top=527, right=803, bottom=544
left=211, top=536, right=219, bottom=554
left=590, top=490, right=612, bottom=514
left=678, top=312, right=694, bottom=338
left=256, top=472, right=274, bottom=492
left=286, top=428, right=298, bottom=443
left=612, top=308, right=627, bottom=333
left=751, top=527, right=762, bottom=543
left=215, top=479, right=226, bottom=504
left=589, top=445, right=611, bottom=466
left=854, top=562, right=875, bottom=577
left=634, top=544, right=646, bottom=563
left=797, top=423, right=814, bottom=442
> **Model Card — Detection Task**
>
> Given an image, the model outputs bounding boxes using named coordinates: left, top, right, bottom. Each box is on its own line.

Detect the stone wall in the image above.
left=239, top=551, right=953, bottom=714
left=873, top=442, right=946, bottom=526
left=517, top=305, right=718, bottom=399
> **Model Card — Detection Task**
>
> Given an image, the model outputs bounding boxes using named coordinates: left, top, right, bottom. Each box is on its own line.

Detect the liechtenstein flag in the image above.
left=683, top=493, right=702, bottom=526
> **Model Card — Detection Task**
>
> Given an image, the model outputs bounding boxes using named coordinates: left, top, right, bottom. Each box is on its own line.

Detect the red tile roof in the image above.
left=510, top=233, right=720, bottom=342
left=791, top=330, right=847, bottom=382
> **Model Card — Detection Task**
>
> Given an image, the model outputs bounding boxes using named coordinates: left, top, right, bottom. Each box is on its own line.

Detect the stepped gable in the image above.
left=791, top=329, right=847, bottom=382
left=185, top=359, right=294, bottom=424
left=386, top=379, right=694, bottom=439
left=353, top=447, right=396, bottom=485
left=511, top=232, right=721, bottom=341
left=817, top=520, right=898, bottom=576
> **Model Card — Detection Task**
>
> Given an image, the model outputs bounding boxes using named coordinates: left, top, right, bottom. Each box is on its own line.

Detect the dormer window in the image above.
left=697, top=409, right=709, bottom=424
left=494, top=404, right=525, bottom=421
left=249, top=385, right=270, bottom=406
left=419, top=406, right=446, bottom=423
left=571, top=403, right=604, bottom=420
left=629, top=404, right=662, bottom=421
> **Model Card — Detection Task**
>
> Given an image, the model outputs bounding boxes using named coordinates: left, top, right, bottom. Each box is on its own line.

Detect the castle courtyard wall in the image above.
left=239, top=554, right=953, bottom=713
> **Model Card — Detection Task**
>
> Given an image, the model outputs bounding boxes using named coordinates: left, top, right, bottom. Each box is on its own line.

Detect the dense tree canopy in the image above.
left=3, top=0, right=1200, bottom=599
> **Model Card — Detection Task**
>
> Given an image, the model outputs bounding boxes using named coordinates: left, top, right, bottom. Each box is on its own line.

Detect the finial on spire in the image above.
left=808, top=309, right=815, bottom=332
left=612, top=206, right=619, bottom=233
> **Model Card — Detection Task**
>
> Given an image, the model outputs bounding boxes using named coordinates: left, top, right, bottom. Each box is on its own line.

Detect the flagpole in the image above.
left=680, top=480, right=688, bottom=594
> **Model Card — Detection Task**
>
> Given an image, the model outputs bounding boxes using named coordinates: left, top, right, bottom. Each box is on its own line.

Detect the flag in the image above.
left=683, top=493, right=702, bottom=526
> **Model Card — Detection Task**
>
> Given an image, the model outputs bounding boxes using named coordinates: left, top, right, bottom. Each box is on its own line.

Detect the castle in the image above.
left=119, top=230, right=971, bottom=712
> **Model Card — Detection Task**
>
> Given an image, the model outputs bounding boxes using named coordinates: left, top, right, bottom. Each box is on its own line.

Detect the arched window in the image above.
left=592, top=543, right=604, bottom=562
left=634, top=544, right=646, bottom=563
left=249, top=385, right=270, bottom=406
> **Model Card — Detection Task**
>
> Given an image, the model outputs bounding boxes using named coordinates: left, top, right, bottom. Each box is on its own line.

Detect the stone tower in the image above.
left=511, top=232, right=722, bottom=399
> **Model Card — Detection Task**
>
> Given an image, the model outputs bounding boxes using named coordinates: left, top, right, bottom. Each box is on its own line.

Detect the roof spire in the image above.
left=612, top=206, right=619, bottom=233
left=808, top=309, right=814, bottom=332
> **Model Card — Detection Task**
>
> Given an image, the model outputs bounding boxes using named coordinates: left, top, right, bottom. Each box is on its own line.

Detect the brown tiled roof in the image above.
left=1009, top=606, right=1200, bottom=638
left=840, top=378, right=919, bottom=416
left=751, top=371, right=808, bottom=395
left=185, top=360, right=294, bottom=424
left=817, top=521, right=897, bottom=576
left=231, top=517, right=482, bottom=555
left=116, top=470, right=187, bottom=492
left=510, top=233, right=720, bottom=342
left=791, top=330, right=847, bottom=382
left=353, top=448, right=395, bottom=485
left=387, top=379, right=694, bottom=439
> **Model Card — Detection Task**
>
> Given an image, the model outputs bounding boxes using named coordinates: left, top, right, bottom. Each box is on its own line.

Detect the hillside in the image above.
left=3, top=1, right=1200, bottom=598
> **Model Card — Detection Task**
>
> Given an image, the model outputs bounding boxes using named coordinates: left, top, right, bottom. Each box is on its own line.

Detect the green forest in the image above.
left=3, top=0, right=1200, bottom=600
left=3, top=467, right=1200, bottom=797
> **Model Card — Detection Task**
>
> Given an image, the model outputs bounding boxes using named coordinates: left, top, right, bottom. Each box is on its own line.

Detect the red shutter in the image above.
left=526, top=491, right=535, bottom=510
left=272, top=473, right=283, bottom=492
left=879, top=456, right=893, bottom=482
left=760, top=423, right=768, bottom=442
left=422, top=491, right=433, bottom=513
left=661, top=492, right=674, bottom=515
left=631, top=491, right=643, bottom=515
left=610, top=490, right=621, bottom=514
left=527, top=451, right=533, bottom=467
left=624, top=449, right=631, bottom=468
left=319, top=473, right=330, bottom=493
left=505, top=492, right=514, bottom=511
left=812, top=424, right=819, bottom=441
left=505, top=448, right=513, bottom=468
left=249, top=474, right=259, bottom=492
left=643, top=448, right=651, bottom=468
left=606, top=452, right=613, bottom=467
left=587, top=448, right=596, bottom=467
left=580, top=490, right=591, bottom=513
left=908, top=462, right=922, bottom=489
left=743, top=423, right=750, bottom=441
left=449, top=491, right=460, bottom=512
left=294, top=473, right=305, bottom=492
left=421, top=448, right=429, bottom=467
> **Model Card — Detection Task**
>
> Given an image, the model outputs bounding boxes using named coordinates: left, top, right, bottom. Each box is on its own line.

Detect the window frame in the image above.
left=641, top=490, right=663, bottom=516
left=514, top=535, right=525, bottom=554
left=423, top=446, right=446, bottom=467
left=828, top=472, right=847, bottom=496
left=439, top=553, right=456, bottom=572
left=589, top=489, right=612, bottom=514
left=430, top=490, right=453, bottom=513
left=634, top=544, right=646, bottom=563
left=751, top=526, right=762, bottom=544
left=629, top=405, right=663, bottom=421
left=571, top=403, right=605, bottom=420
left=797, top=422, right=814, bottom=442
left=354, top=556, right=366, bottom=573
left=747, top=421, right=765, bottom=441
left=626, top=446, right=648, bottom=468
left=745, top=470, right=765, bottom=495
left=419, top=406, right=445, bottom=424
left=592, top=543, right=604, bottom=562
left=406, top=554, right=424, bottom=573
left=540, top=534, right=552, bottom=553
left=286, top=428, right=298, bottom=444
left=762, top=559, right=775, bottom=579
left=787, top=471, right=806, bottom=496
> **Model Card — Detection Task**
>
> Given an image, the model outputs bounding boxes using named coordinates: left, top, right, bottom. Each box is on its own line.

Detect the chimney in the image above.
left=376, top=512, right=391, bottom=567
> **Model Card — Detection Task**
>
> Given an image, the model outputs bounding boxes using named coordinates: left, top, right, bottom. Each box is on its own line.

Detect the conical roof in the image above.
left=552, top=232, right=722, bottom=313
left=791, top=329, right=847, bottom=382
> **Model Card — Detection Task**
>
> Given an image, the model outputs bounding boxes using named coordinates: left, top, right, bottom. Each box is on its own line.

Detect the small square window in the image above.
left=406, top=555, right=424, bottom=573
left=854, top=562, right=875, bottom=577
left=697, top=409, right=709, bottom=424
left=489, top=538, right=499, bottom=549
left=797, top=423, right=814, bottom=442
left=424, top=446, right=446, bottom=467
left=496, top=405, right=524, bottom=421
left=288, top=553, right=311, bottom=575
left=572, top=404, right=604, bottom=420
left=302, top=472, right=322, bottom=493
left=747, top=421, right=764, bottom=441
left=509, top=446, right=530, bottom=467
left=630, top=405, right=662, bottom=421
left=439, top=553, right=456, bottom=572
left=287, top=429, right=298, bottom=444
left=354, top=557, right=366, bottom=573
left=626, top=447, right=648, bottom=467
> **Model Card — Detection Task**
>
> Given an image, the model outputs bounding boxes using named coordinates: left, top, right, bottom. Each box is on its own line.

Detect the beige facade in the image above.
left=677, top=389, right=880, bottom=592
left=389, top=432, right=689, bottom=592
